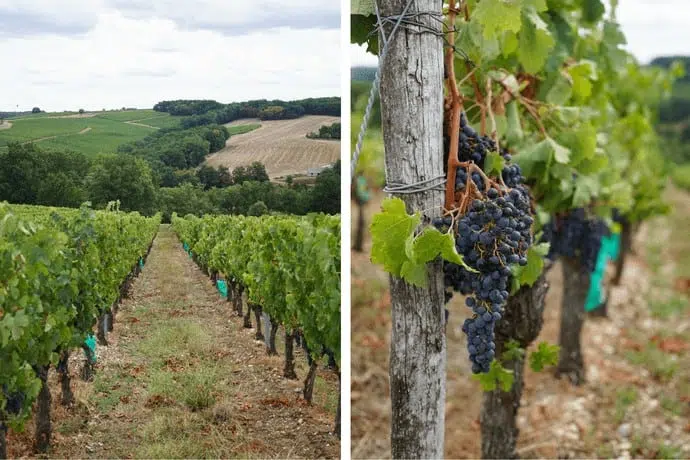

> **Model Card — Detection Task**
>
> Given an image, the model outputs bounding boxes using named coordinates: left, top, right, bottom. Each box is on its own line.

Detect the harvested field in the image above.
left=205, top=116, right=340, bottom=178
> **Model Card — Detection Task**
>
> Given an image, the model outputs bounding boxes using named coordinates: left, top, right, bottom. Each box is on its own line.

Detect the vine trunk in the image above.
left=556, top=257, right=589, bottom=385
left=480, top=273, right=549, bottom=458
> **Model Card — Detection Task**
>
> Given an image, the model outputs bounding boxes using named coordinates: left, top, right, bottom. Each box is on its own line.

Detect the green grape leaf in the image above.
left=572, top=175, right=600, bottom=207
left=501, top=31, right=519, bottom=57
left=567, top=60, right=598, bottom=101
left=485, top=151, right=506, bottom=176
left=560, top=122, right=597, bottom=165
left=473, top=0, right=523, bottom=40
left=371, top=198, right=419, bottom=276
left=473, top=359, right=515, bottom=392
left=511, top=242, right=549, bottom=288
left=529, top=342, right=560, bottom=371
left=351, top=15, right=379, bottom=54
left=515, top=138, right=552, bottom=180
left=517, top=7, right=555, bottom=73
left=371, top=198, right=474, bottom=287
left=549, top=137, right=571, bottom=164
left=502, top=339, right=526, bottom=361
left=545, top=74, right=573, bottom=105
left=517, top=137, right=570, bottom=180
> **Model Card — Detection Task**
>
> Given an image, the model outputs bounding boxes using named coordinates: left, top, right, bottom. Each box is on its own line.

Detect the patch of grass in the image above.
left=625, top=345, right=678, bottom=381
left=660, top=395, right=684, bottom=416
left=596, top=442, right=615, bottom=459
left=147, top=366, right=220, bottom=411
left=136, top=409, right=239, bottom=459
left=140, top=410, right=206, bottom=443
left=614, top=386, right=638, bottom=422
left=656, top=442, right=684, bottom=459
left=649, top=295, right=690, bottom=319
left=314, top=375, right=339, bottom=414
left=181, top=368, right=219, bottom=411
left=136, top=438, right=209, bottom=459
left=89, top=372, right=134, bottom=412
left=227, top=123, right=261, bottom=136
left=135, top=319, right=213, bottom=361
left=55, top=416, right=85, bottom=435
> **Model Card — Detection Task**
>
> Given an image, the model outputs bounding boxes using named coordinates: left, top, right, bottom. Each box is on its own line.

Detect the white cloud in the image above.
left=616, top=0, right=690, bottom=63
left=107, top=0, right=340, bottom=33
left=0, top=1, right=340, bottom=111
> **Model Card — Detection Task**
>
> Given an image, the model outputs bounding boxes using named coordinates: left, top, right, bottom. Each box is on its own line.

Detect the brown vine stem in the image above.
left=444, top=1, right=463, bottom=211
left=485, top=77, right=508, bottom=188
left=495, top=77, right=547, bottom=137
left=458, top=161, right=502, bottom=192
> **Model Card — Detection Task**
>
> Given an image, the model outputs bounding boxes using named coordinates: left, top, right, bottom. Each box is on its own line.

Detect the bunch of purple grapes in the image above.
left=541, top=208, right=608, bottom=273
left=436, top=115, right=534, bottom=373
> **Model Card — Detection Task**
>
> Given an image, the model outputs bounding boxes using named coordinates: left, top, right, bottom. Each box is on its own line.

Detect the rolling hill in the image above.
left=0, top=109, right=182, bottom=155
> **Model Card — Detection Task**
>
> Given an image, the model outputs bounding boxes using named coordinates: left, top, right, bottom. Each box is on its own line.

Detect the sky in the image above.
left=0, top=0, right=341, bottom=111
left=351, top=1, right=690, bottom=67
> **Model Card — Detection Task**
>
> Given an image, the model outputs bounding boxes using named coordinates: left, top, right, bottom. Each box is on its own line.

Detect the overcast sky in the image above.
left=351, top=1, right=690, bottom=67
left=0, top=0, right=341, bottom=111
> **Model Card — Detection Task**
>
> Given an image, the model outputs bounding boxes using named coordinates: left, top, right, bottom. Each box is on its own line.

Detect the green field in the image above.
left=226, top=123, right=261, bottom=136
left=8, top=111, right=82, bottom=120
left=138, top=115, right=183, bottom=129
left=95, top=109, right=161, bottom=122
left=0, top=109, right=165, bottom=155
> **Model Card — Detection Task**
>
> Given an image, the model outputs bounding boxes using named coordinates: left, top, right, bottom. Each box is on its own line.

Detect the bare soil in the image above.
left=7, top=225, right=339, bottom=459
left=205, top=116, right=341, bottom=178
left=351, top=189, right=690, bottom=459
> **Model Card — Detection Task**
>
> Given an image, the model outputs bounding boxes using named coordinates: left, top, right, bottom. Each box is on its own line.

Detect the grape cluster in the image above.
left=436, top=115, right=534, bottom=373
left=541, top=208, right=608, bottom=273
left=2, top=385, right=24, bottom=415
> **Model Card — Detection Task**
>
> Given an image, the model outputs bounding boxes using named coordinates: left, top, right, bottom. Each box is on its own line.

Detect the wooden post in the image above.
left=379, top=0, right=446, bottom=457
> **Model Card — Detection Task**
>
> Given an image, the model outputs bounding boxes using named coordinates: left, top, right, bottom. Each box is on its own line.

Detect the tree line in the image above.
left=307, top=122, right=341, bottom=140
left=0, top=143, right=340, bottom=220
left=153, top=97, right=340, bottom=129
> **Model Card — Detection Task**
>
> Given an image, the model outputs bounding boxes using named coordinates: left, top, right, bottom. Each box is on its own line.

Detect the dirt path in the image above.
left=22, top=135, right=58, bottom=144
left=9, top=225, right=339, bottom=459
left=206, top=116, right=340, bottom=179
left=352, top=189, right=690, bottom=459
left=78, top=127, right=92, bottom=134
left=125, top=120, right=160, bottom=130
